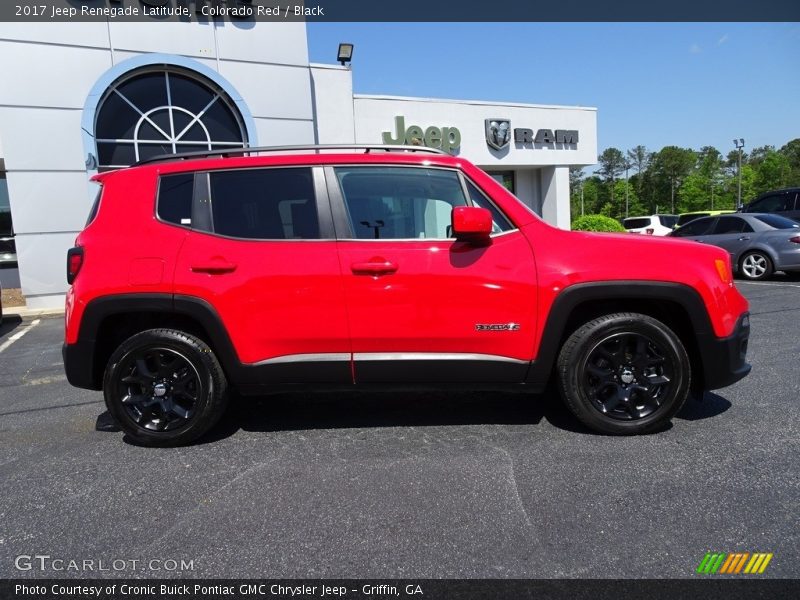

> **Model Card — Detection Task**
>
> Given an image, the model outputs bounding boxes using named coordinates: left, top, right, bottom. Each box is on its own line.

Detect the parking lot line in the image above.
left=0, top=318, right=41, bottom=354
left=737, top=281, right=800, bottom=289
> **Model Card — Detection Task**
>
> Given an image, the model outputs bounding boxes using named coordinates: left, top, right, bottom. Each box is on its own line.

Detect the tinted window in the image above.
left=753, top=214, right=800, bottom=229
left=672, top=218, right=714, bottom=237
left=335, top=167, right=467, bottom=239
left=712, top=216, right=752, bottom=235
left=157, top=173, right=194, bottom=226
left=747, top=194, right=792, bottom=213
left=209, top=168, right=319, bottom=239
left=658, top=215, right=678, bottom=228
left=623, top=217, right=652, bottom=229
left=676, top=213, right=708, bottom=227
left=466, top=181, right=513, bottom=232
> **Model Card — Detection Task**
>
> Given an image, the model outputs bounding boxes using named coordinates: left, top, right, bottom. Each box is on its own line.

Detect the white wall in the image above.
left=310, top=64, right=356, bottom=144
left=0, top=21, right=314, bottom=309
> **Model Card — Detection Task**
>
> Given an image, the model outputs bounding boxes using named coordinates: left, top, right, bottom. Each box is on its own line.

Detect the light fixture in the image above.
left=337, top=43, right=354, bottom=66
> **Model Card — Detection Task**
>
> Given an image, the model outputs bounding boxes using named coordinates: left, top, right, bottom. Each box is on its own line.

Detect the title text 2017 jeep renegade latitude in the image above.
left=63, top=146, right=751, bottom=446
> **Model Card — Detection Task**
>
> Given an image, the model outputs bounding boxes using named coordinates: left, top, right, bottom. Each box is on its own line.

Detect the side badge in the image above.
left=476, top=323, right=520, bottom=331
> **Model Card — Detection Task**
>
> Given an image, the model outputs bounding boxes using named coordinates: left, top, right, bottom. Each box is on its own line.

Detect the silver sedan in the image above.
left=668, top=213, right=800, bottom=281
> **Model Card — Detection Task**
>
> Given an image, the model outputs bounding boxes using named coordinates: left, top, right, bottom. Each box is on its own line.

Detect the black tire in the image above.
left=739, top=251, right=773, bottom=281
left=557, top=313, right=691, bottom=435
left=103, top=329, right=228, bottom=446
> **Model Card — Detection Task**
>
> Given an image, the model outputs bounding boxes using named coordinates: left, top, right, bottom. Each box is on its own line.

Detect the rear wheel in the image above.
left=739, top=251, right=773, bottom=281
left=103, top=329, right=228, bottom=446
left=557, top=313, right=691, bottom=435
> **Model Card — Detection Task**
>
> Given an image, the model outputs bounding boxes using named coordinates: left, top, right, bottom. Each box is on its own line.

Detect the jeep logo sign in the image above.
left=382, top=116, right=461, bottom=154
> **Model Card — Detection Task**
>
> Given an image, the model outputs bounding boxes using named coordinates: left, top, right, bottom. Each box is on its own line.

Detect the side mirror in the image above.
left=452, top=206, right=492, bottom=241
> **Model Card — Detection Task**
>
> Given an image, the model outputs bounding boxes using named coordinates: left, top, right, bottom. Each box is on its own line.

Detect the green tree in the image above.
left=597, top=148, right=626, bottom=204
left=652, top=146, right=696, bottom=213
left=753, top=148, right=791, bottom=193
left=626, top=145, right=650, bottom=203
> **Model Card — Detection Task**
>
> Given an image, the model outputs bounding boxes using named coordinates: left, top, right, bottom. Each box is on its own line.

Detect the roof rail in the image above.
left=132, top=144, right=447, bottom=167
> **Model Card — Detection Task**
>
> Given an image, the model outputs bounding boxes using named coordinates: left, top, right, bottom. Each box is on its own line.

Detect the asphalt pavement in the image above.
left=0, top=279, right=798, bottom=579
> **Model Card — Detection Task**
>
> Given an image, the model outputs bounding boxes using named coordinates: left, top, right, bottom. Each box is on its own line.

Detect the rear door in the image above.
left=172, top=166, right=351, bottom=383
left=327, top=165, right=537, bottom=384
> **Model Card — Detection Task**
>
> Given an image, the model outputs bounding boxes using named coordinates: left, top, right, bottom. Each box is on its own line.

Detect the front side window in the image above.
left=465, top=181, right=514, bottom=233
left=672, top=218, right=714, bottom=237
left=748, top=194, right=791, bottom=213
left=754, top=214, right=800, bottom=230
left=209, top=168, right=319, bottom=240
left=335, top=167, right=468, bottom=239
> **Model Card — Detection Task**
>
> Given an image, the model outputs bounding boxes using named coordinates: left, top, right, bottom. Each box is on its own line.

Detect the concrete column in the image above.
left=540, top=166, right=571, bottom=229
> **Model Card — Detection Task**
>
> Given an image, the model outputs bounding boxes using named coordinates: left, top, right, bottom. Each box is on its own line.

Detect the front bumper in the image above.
left=696, top=312, right=751, bottom=390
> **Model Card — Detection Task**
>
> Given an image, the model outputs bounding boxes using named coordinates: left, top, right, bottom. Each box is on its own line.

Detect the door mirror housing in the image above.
left=452, top=206, right=492, bottom=241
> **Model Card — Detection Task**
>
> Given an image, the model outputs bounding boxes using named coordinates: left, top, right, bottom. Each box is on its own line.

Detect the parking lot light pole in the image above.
left=734, top=138, right=745, bottom=208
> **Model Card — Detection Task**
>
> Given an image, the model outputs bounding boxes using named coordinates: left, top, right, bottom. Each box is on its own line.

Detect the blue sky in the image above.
left=307, top=23, right=800, bottom=163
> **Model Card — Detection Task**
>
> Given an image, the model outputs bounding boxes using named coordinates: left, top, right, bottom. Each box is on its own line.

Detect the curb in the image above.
left=2, top=306, right=64, bottom=319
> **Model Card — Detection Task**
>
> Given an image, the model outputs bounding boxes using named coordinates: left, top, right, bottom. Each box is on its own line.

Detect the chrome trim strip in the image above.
left=251, top=353, right=350, bottom=366
left=353, top=352, right=529, bottom=364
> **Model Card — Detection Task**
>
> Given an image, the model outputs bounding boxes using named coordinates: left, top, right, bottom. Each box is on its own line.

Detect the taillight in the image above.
left=790, top=236, right=800, bottom=244
left=645, top=228, right=655, bottom=235
left=67, top=247, right=84, bottom=284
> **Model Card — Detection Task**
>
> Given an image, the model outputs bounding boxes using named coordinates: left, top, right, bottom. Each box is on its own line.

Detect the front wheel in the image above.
left=103, top=329, right=229, bottom=446
left=739, top=251, right=773, bottom=281
left=557, top=313, right=691, bottom=435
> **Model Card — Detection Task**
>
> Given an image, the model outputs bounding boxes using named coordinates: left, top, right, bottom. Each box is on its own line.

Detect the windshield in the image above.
left=658, top=215, right=678, bottom=228
left=676, top=213, right=707, bottom=227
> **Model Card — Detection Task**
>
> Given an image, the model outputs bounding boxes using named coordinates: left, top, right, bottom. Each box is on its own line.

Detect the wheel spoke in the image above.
left=645, top=373, right=670, bottom=386
left=135, top=358, right=157, bottom=382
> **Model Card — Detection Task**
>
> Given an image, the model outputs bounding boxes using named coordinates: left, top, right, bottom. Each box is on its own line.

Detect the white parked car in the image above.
left=623, top=214, right=678, bottom=236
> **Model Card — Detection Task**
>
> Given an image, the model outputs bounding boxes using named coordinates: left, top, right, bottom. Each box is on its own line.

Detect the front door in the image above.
left=327, top=165, right=537, bottom=384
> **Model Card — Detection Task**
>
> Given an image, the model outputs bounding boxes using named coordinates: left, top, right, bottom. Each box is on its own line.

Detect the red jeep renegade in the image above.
left=63, top=145, right=751, bottom=446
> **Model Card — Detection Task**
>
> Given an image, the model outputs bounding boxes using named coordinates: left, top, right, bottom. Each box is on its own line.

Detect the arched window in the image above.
left=94, top=67, right=248, bottom=170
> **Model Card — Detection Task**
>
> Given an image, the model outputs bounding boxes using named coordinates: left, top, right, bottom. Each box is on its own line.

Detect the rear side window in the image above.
left=209, top=168, right=319, bottom=240
left=623, top=217, right=652, bottom=229
left=712, top=216, right=753, bottom=234
left=754, top=214, right=800, bottom=229
left=157, top=173, right=194, bottom=226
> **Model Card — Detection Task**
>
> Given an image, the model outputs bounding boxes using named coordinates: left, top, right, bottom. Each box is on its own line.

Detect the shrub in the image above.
left=571, top=214, right=626, bottom=233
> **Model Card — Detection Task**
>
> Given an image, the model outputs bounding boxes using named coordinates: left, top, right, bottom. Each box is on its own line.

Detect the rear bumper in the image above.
left=696, top=312, right=751, bottom=390
left=62, top=340, right=102, bottom=391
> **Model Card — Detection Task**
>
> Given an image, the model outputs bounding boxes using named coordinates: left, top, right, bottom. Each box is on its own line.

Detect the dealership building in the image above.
left=0, top=20, right=597, bottom=309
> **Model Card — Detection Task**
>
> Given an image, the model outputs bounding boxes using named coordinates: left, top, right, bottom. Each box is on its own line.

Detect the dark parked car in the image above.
left=669, top=213, right=800, bottom=280
left=740, top=188, right=800, bottom=222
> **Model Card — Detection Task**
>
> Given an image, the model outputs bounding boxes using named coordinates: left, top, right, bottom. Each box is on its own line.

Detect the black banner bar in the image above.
left=0, top=0, right=799, bottom=22
left=2, top=580, right=800, bottom=600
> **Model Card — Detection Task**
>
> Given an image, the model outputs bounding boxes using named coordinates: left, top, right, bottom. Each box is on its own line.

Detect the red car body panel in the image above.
left=65, top=151, right=749, bottom=386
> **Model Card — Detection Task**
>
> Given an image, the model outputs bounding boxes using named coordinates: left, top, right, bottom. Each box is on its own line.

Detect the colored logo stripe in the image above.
left=697, top=552, right=773, bottom=574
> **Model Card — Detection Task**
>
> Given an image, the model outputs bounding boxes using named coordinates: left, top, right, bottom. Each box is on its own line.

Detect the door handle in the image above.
left=191, top=261, right=237, bottom=274
left=738, top=237, right=750, bottom=241
left=350, top=260, right=398, bottom=275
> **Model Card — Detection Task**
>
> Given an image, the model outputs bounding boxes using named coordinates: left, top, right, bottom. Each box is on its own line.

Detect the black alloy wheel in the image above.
left=557, top=313, right=691, bottom=435
left=104, top=329, right=228, bottom=446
